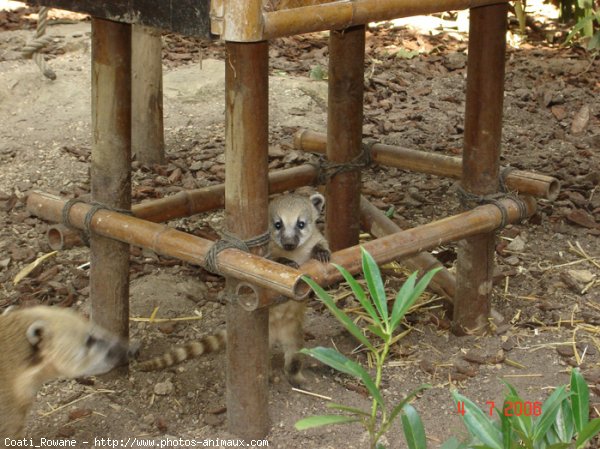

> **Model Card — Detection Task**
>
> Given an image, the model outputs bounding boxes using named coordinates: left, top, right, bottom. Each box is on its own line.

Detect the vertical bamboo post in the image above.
left=453, top=4, right=508, bottom=334
left=224, top=41, right=270, bottom=438
left=90, top=19, right=132, bottom=340
left=326, top=25, right=365, bottom=251
left=132, top=25, right=165, bottom=165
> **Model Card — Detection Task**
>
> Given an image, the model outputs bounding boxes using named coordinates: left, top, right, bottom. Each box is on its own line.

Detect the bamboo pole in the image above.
left=223, top=40, right=270, bottom=439
left=359, top=196, right=455, bottom=301
left=27, top=191, right=308, bottom=301
left=262, top=196, right=536, bottom=306
left=294, top=129, right=560, bottom=200
left=262, top=0, right=510, bottom=39
left=326, top=25, right=365, bottom=251
left=90, top=19, right=131, bottom=340
left=132, top=25, right=164, bottom=165
left=222, top=0, right=264, bottom=41
left=454, top=3, right=509, bottom=335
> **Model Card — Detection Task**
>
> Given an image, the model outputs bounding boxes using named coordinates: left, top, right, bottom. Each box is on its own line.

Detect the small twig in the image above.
left=292, top=387, right=332, bottom=401
left=502, top=374, right=544, bottom=378
left=130, top=315, right=203, bottom=323
left=40, top=389, right=115, bottom=417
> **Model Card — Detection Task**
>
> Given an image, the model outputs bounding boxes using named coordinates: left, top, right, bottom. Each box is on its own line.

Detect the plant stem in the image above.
left=370, top=337, right=392, bottom=446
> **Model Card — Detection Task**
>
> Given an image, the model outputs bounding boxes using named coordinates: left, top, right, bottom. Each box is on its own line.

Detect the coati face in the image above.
left=269, top=193, right=325, bottom=252
left=17, top=306, right=129, bottom=379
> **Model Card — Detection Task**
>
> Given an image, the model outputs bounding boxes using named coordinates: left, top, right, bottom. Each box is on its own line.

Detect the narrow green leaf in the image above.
left=503, top=395, right=533, bottom=441
left=390, top=268, right=442, bottom=332
left=498, top=406, right=514, bottom=449
left=575, top=418, right=600, bottom=449
left=301, top=347, right=385, bottom=409
left=452, top=391, right=503, bottom=449
left=361, top=247, right=389, bottom=326
left=295, top=414, right=358, bottom=430
left=367, top=324, right=388, bottom=340
left=302, top=275, right=374, bottom=351
left=588, top=32, right=600, bottom=50
left=533, top=386, right=570, bottom=442
left=333, top=263, right=382, bottom=329
left=388, top=384, right=431, bottom=425
left=544, top=444, right=571, bottom=449
left=501, top=380, right=533, bottom=439
left=440, top=437, right=469, bottom=449
left=326, top=402, right=370, bottom=416
left=390, top=271, right=417, bottom=329
left=544, top=424, right=561, bottom=445
left=571, top=368, right=590, bottom=434
left=553, top=398, right=574, bottom=442
left=401, top=404, right=427, bottom=449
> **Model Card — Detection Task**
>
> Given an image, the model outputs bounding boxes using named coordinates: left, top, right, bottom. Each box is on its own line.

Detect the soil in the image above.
left=1, top=3, right=599, bottom=449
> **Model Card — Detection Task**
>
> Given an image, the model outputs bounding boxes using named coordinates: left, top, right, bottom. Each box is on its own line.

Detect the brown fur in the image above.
left=137, top=193, right=330, bottom=386
left=0, top=306, right=128, bottom=439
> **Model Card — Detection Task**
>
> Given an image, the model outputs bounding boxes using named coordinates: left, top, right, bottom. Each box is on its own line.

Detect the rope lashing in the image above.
left=456, top=185, right=529, bottom=230
left=204, top=231, right=271, bottom=275
left=310, top=140, right=375, bottom=185
left=22, top=7, right=56, bottom=80
left=61, top=198, right=133, bottom=246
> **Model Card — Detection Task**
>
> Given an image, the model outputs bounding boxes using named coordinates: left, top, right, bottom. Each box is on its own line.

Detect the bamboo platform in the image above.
left=23, top=0, right=559, bottom=439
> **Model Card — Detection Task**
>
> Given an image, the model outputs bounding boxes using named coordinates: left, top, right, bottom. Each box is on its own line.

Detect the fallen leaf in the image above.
left=566, top=209, right=599, bottom=229
left=571, top=104, right=590, bottom=134
left=13, top=251, right=58, bottom=285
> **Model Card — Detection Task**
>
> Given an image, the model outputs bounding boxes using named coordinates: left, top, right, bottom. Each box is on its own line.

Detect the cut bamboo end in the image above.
left=294, top=129, right=560, bottom=201
left=47, top=224, right=84, bottom=250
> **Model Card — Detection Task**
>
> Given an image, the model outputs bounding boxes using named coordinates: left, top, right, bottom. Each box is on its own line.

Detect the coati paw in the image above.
left=274, top=257, right=300, bottom=269
left=285, top=357, right=305, bottom=387
left=311, top=245, right=331, bottom=263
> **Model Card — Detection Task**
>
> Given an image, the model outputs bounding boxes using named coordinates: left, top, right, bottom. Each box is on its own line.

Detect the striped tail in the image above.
left=137, top=329, right=227, bottom=371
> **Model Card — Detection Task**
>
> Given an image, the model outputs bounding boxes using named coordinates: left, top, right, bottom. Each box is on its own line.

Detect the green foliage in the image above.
left=447, top=368, right=600, bottom=449
left=560, top=0, right=600, bottom=50
left=308, top=64, right=327, bottom=80
left=295, top=247, right=440, bottom=449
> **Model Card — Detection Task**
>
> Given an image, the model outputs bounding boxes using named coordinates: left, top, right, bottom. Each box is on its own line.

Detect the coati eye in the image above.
left=297, top=220, right=305, bottom=230
left=85, top=335, right=98, bottom=348
left=274, top=220, right=282, bottom=230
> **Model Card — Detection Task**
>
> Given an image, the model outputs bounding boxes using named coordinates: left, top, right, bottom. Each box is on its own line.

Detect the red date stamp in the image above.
left=456, top=401, right=542, bottom=417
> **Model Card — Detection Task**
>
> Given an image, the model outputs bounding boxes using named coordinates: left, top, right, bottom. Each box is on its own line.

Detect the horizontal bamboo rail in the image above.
left=134, top=164, right=319, bottom=223
left=294, top=129, right=560, bottom=200
left=43, top=165, right=320, bottom=251
left=359, top=196, right=455, bottom=301
left=262, top=0, right=510, bottom=39
left=262, top=195, right=537, bottom=304
left=27, top=191, right=309, bottom=300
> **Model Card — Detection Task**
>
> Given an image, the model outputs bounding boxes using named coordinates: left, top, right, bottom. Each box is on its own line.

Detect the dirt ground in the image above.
left=0, top=2, right=599, bottom=448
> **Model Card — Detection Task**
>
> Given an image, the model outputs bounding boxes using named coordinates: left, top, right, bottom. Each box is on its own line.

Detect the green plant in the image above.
left=446, top=368, right=600, bottom=449
left=295, top=247, right=440, bottom=449
left=563, top=0, right=600, bottom=50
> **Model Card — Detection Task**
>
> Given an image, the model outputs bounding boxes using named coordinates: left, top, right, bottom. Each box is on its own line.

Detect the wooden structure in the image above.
left=24, top=0, right=558, bottom=440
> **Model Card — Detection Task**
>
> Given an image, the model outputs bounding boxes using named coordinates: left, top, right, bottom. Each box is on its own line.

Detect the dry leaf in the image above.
left=13, top=251, right=57, bottom=285
left=571, top=104, right=590, bottom=134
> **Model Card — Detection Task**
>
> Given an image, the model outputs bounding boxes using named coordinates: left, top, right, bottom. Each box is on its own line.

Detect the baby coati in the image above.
left=0, top=306, right=128, bottom=439
left=138, top=193, right=330, bottom=385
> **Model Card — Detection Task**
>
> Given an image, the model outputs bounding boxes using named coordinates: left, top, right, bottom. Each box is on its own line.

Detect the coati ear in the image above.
left=310, top=193, right=325, bottom=214
left=26, top=321, right=46, bottom=347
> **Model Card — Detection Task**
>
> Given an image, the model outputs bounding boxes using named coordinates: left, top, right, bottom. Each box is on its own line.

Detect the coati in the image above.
left=0, top=306, right=128, bottom=439
left=138, top=193, right=330, bottom=385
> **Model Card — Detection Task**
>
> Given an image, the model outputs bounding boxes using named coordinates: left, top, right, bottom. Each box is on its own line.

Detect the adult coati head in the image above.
left=0, top=306, right=128, bottom=439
